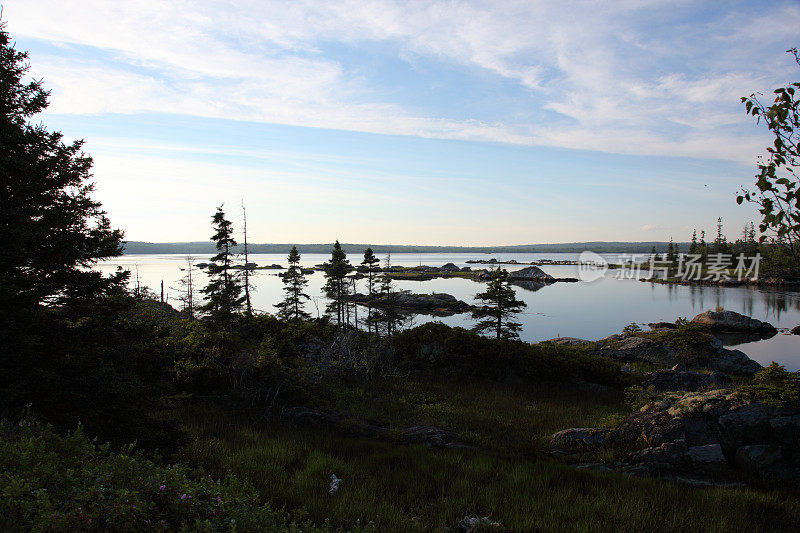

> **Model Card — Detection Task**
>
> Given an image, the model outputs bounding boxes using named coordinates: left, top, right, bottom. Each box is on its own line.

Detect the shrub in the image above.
left=623, top=322, right=642, bottom=333
left=0, top=414, right=308, bottom=532
left=391, top=322, right=634, bottom=387
left=740, top=362, right=800, bottom=407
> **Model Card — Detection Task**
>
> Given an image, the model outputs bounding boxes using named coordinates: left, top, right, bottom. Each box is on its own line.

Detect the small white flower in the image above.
left=328, top=474, right=341, bottom=494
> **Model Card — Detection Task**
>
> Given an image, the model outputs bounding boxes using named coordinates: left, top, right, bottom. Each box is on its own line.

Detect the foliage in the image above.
left=360, top=248, right=381, bottom=336
left=471, top=268, right=526, bottom=340
left=738, top=49, right=800, bottom=267
left=622, top=322, right=642, bottom=333
left=0, top=296, right=185, bottom=451
left=200, top=206, right=244, bottom=322
left=391, top=322, right=633, bottom=388
left=0, top=21, right=125, bottom=316
left=650, top=322, right=714, bottom=358
left=322, top=240, right=353, bottom=327
left=625, top=384, right=658, bottom=411
left=180, top=404, right=800, bottom=532
left=0, top=414, right=309, bottom=532
left=276, top=246, right=311, bottom=321
left=740, top=362, right=800, bottom=407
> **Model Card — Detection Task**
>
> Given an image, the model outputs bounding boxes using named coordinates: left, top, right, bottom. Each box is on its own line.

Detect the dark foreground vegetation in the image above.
left=3, top=18, right=800, bottom=533
left=5, top=297, right=800, bottom=531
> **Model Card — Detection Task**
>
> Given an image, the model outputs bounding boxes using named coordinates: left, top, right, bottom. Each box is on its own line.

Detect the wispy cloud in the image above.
left=4, top=0, right=799, bottom=162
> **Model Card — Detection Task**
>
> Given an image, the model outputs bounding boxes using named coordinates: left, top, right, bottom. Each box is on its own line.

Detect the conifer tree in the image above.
left=361, top=248, right=381, bottom=335
left=200, top=206, right=243, bottom=322
left=276, top=246, right=310, bottom=321
left=472, top=268, right=527, bottom=340
left=667, top=238, right=676, bottom=264
left=322, top=241, right=353, bottom=327
left=0, top=22, right=125, bottom=315
left=690, top=229, right=698, bottom=255
left=376, top=253, right=400, bottom=338
left=714, top=217, right=728, bottom=254
left=699, top=230, right=708, bottom=261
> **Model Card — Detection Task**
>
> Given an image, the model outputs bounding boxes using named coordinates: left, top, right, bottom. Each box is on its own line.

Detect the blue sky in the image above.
left=5, top=0, right=800, bottom=245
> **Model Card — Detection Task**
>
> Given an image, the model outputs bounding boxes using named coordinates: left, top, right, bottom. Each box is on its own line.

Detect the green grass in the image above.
left=315, top=378, right=627, bottom=454
left=174, top=379, right=800, bottom=531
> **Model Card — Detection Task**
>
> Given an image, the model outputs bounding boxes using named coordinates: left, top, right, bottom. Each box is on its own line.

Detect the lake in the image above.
left=99, top=253, right=800, bottom=371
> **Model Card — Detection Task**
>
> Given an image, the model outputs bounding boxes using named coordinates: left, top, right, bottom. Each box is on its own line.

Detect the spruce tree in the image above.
left=322, top=241, right=352, bottom=327
left=0, top=22, right=125, bottom=316
left=276, top=246, right=310, bottom=321
left=472, top=268, right=527, bottom=340
left=699, top=230, right=708, bottom=261
left=376, top=253, right=400, bottom=338
left=690, top=229, right=698, bottom=255
left=361, top=248, right=381, bottom=335
left=667, top=238, right=676, bottom=264
left=200, top=206, right=243, bottom=322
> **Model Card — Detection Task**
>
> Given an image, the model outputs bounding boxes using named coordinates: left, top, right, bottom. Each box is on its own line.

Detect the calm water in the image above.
left=99, top=253, right=800, bottom=371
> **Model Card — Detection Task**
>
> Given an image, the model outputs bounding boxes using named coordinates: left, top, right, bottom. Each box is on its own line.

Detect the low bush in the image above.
left=740, top=362, right=800, bottom=407
left=391, top=322, right=633, bottom=387
left=0, top=414, right=313, bottom=532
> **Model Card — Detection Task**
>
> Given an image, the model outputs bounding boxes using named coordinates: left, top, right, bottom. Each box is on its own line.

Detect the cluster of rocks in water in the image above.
left=349, top=291, right=474, bottom=316
left=548, top=310, right=800, bottom=487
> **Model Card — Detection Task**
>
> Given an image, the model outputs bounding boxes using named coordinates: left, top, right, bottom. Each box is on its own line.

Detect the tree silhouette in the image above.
left=200, top=206, right=243, bottom=322
left=0, top=21, right=125, bottom=317
left=276, top=246, right=310, bottom=321
left=472, top=268, right=526, bottom=340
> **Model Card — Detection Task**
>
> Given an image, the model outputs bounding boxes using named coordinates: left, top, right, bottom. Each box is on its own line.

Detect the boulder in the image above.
left=550, top=428, right=613, bottom=453
left=547, top=337, right=593, bottom=346
left=643, top=369, right=731, bottom=393
left=735, top=445, right=783, bottom=473
left=594, top=335, right=677, bottom=365
left=792, top=325, right=800, bottom=335
left=687, top=444, right=729, bottom=475
left=552, top=388, right=800, bottom=486
left=507, top=265, right=554, bottom=282
left=649, top=322, right=678, bottom=330
left=350, top=291, right=473, bottom=315
left=712, top=347, right=762, bottom=375
left=440, top=262, right=460, bottom=272
left=691, top=310, right=777, bottom=335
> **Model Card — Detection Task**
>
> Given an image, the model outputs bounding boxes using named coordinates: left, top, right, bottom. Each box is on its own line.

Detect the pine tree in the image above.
left=714, top=217, right=728, bottom=254
left=200, top=206, right=243, bottom=322
left=472, top=268, right=527, bottom=340
left=667, top=238, right=676, bottom=264
left=0, top=22, right=125, bottom=316
left=690, top=229, right=698, bottom=255
left=276, top=246, right=310, bottom=321
left=376, top=253, right=400, bottom=338
left=650, top=245, right=657, bottom=258
left=322, top=241, right=353, bottom=327
left=699, top=230, right=708, bottom=261
left=361, top=248, right=381, bottom=336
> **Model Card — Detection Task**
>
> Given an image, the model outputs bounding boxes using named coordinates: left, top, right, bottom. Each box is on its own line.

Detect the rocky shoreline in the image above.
left=546, top=310, right=800, bottom=487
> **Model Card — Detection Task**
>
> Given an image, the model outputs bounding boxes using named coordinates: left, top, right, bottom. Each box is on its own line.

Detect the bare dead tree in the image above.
left=241, top=200, right=253, bottom=315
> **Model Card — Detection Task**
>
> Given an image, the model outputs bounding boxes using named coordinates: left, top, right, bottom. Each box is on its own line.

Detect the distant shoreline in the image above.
left=122, top=241, right=690, bottom=255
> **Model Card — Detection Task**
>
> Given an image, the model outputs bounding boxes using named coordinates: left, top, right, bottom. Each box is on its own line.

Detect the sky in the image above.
left=4, top=0, right=800, bottom=245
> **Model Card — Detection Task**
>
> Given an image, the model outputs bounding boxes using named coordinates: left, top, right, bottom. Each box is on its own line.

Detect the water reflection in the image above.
left=99, top=253, right=800, bottom=370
